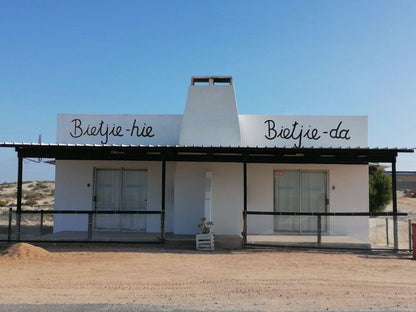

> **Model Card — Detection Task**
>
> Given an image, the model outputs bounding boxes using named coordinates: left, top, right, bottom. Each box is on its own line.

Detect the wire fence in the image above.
left=243, top=211, right=413, bottom=251
left=0, top=208, right=414, bottom=251
left=0, top=208, right=164, bottom=243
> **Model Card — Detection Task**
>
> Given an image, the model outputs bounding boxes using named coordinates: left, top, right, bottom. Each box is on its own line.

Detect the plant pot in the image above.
left=196, top=233, right=215, bottom=251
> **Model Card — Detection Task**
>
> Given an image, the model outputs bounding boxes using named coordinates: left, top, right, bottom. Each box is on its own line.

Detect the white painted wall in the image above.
left=54, top=160, right=369, bottom=241
left=54, top=160, right=176, bottom=233
left=239, top=115, right=368, bottom=148
left=54, top=161, right=92, bottom=231
left=173, top=162, right=243, bottom=235
left=57, top=114, right=182, bottom=145
left=57, top=113, right=367, bottom=148
left=53, top=77, right=370, bottom=241
left=246, top=163, right=369, bottom=241
left=179, top=83, right=241, bottom=146
left=329, top=164, right=369, bottom=240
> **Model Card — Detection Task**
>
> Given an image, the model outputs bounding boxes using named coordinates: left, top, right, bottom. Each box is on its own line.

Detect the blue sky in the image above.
left=0, top=0, right=415, bottom=182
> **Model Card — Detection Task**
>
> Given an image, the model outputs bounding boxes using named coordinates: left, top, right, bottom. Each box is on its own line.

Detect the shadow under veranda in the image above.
left=0, top=240, right=413, bottom=260
left=0, top=241, right=238, bottom=255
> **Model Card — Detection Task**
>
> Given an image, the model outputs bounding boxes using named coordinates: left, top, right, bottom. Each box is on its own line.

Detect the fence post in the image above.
left=317, top=215, right=322, bottom=246
left=386, top=217, right=389, bottom=246
left=88, top=212, right=93, bottom=241
left=16, top=213, right=21, bottom=242
left=242, top=211, right=247, bottom=247
left=40, top=211, right=44, bottom=236
left=409, top=220, right=412, bottom=253
left=7, top=208, right=12, bottom=242
left=412, top=223, right=416, bottom=260
left=160, top=211, right=165, bottom=241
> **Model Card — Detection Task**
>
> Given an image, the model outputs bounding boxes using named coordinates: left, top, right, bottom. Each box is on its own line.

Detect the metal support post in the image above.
left=386, top=217, right=389, bottom=246
left=392, top=159, right=398, bottom=251
left=242, top=162, right=248, bottom=247
left=16, top=154, right=23, bottom=242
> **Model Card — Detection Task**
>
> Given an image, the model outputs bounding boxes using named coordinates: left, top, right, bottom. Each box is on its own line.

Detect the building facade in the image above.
left=53, top=76, right=371, bottom=242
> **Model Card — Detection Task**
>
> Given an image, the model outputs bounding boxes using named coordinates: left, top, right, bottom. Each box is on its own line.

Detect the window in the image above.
left=94, top=169, right=147, bottom=230
left=274, top=170, right=328, bottom=233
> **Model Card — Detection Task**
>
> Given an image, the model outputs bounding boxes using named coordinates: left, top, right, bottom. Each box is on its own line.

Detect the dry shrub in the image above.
left=24, top=191, right=43, bottom=201
left=25, top=199, right=38, bottom=206
left=33, top=182, right=49, bottom=191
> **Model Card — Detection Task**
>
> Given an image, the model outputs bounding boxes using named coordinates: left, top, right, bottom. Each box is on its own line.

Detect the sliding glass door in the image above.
left=120, top=169, right=147, bottom=230
left=94, top=169, right=147, bottom=231
left=274, top=170, right=328, bottom=233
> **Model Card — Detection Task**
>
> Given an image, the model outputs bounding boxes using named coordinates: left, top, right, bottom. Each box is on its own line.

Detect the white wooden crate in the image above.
left=196, top=233, right=215, bottom=251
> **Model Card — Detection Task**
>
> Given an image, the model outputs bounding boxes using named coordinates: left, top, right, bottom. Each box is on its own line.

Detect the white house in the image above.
left=1, top=76, right=412, bottom=248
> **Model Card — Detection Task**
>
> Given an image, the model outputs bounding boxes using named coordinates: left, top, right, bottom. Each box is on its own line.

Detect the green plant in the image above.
left=369, top=166, right=392, bottom=213
left=0, top=200, right=7, bottom=207
left=197, top=217, right=214, bottom=234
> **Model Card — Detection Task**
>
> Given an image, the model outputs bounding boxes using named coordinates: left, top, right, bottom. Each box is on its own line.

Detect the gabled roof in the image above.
left=0, top=142, right=413, bottom=164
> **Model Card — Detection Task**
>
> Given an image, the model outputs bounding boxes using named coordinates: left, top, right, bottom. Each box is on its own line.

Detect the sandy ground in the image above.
left=0, top=243, right=415, bottom=312
left=0, top=187, right=415, bottom=311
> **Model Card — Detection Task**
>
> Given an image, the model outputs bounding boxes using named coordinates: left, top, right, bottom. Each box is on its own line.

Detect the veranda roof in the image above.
left=0, top=142, right=413, bottom=164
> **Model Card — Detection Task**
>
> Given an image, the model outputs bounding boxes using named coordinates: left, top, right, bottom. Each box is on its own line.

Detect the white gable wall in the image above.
left=239, top=115, right=368, bottom=148
left=57, top=114, right=182, bottom=145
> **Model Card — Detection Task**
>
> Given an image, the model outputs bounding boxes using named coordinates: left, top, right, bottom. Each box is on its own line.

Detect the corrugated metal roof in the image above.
left=0, top=142, right=413, bottom=151
left=0, top=142, right=412, bottom=165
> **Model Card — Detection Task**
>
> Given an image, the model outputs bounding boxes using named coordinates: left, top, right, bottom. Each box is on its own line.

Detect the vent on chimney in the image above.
left=191, top=76, right=232, bottom=86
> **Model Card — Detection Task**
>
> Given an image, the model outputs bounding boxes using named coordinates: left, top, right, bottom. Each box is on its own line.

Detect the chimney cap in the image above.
left=191, top=76, right=232, bottom=85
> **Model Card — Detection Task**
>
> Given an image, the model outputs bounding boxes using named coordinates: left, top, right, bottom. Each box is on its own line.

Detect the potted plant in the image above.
left=196, top=217, right=215, bottom=251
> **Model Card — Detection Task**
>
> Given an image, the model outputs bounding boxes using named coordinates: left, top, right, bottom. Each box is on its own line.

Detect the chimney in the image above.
left=179, top=76, right=241, bottom=146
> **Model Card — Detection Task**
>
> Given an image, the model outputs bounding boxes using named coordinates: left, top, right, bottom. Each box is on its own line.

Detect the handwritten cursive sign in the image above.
left=264, top=120, right=351, bottom=148
left=69, top=118, right=155, bottom=144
